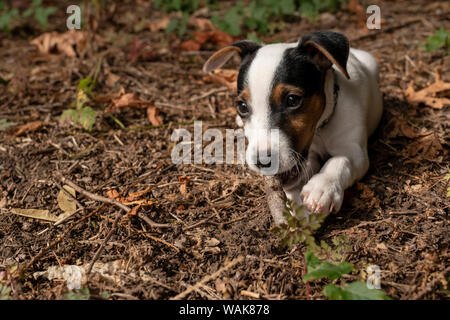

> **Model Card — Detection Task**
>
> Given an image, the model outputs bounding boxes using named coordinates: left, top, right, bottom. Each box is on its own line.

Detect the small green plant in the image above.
left=60, top=60, right=102, bottom=131
left=63, top=287, right=90, bottom=300
left=0, top=283, right=12, bottom=300
left=0, top=119, right=16, bottom=131
left=0, top=0, right=56, bottom=32
left=0, top=2, right=19, bottom=32
left=154, top=0, right=215, bottom=36
left=22, top=0, right=57, bottom=29
left=425, top=28, right=449, bottom=52
left=274, top=200, right=391, bottom=300
left=155, top=0, right=343, bottom=37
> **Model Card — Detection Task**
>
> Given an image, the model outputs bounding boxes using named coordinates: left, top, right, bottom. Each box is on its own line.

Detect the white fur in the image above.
left=244, top=43, right=297, bottom=175
left=289, top=48, right=383, bottom=215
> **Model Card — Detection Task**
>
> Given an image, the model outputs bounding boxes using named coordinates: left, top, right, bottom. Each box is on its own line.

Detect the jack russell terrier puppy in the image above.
left=203, top=31, right=383, bottom=225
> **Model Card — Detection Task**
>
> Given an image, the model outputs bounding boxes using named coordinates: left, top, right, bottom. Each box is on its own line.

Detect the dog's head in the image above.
left=203, top=31, right=350, bottom=187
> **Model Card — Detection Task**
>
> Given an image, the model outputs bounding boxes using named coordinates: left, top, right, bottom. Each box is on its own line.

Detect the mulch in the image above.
left=0, top=0, right=448, bottom=300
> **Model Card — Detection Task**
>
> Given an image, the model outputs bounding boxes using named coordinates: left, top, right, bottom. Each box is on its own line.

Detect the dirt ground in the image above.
left=0, top=0, right=448, bottom=300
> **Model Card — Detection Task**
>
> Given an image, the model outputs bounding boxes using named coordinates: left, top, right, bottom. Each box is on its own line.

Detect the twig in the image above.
left=189, top=87, right=228, bottom=102
left=26, top=206, right=101, bottom=269
left=411, top=267, right=450, bottom=300
left=141, top=232, right=180, bottom=252
left=170, top=256, right=244, bottom=300
left=59, top=175, right=130, bottom=212
left=87, top=211, right=122, bottom=275
left=58, top=175, right=172, bottom=229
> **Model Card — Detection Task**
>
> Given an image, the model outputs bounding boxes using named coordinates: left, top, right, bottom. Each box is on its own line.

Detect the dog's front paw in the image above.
left=300, top=174, right=343, bottom=214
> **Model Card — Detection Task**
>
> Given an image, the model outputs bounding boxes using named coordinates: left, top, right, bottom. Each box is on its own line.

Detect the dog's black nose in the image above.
left=256, top=151, right=272, bottom=168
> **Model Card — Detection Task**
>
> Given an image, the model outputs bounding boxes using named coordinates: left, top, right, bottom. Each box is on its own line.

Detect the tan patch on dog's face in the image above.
left=271, top=83, right=326, bottom=155
left=271, top=84, right=304, bottom=106
left=238, top=87, right=250, bottom=102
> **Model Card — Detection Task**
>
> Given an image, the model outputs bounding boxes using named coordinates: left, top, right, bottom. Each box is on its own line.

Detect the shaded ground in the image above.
left=0, top=0, right=448, bottom=300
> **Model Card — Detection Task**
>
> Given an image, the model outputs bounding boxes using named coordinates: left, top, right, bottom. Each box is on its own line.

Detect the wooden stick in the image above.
left=170, top=256, right=244, bottom=300
left=58, top=175, right=172, bottom=229
left=87, top=211, right=122, bottom=275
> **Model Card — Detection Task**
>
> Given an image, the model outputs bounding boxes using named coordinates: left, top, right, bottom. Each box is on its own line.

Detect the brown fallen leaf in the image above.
left=14, top=121, right=44, bottom=136
left=105, top=72, right=120, bottom=88
left=406, top=132, right=446, bottom=160
left=149, top=17, right=171, bottom=32
left=147, top=105, right=163, bottom=126
left=125, top=187, right=153, bottom=202
left=179, top=40, right=202, bottom=52
left=57, top=185, right=77, bottom=215
left=385, top=118, right=424, bottom=139
left=180, top=30, right=233, bottom=52
left=178, top=176, right=190, bottom=195
left=204, top=69, right=238, bottom=92
left=105, top=91, right=151, bottom=112
left=209, top=30, right=233, bottom=47
left=405, top=70, right=450, bottom=109
left=106, top=189, right=120, bottom=200
left=10, top=208, right=58, bottom=222
left=31, top=30, right=87, bottom=57
left=191, top=18, right=216, bottom=31
left=348, top=0, right=367, bottom=30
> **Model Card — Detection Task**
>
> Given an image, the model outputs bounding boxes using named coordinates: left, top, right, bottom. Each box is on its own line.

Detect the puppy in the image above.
left=203, top=31, right=383, bottom=225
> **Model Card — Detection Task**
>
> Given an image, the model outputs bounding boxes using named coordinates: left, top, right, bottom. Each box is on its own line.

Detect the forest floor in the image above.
left=0, top=0, right=448, bottom=300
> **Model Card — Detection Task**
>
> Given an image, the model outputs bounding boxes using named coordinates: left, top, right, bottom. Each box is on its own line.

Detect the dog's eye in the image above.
left=236, top=100, right=250, bottom=116
left=286, top=94, right=303, bottom=109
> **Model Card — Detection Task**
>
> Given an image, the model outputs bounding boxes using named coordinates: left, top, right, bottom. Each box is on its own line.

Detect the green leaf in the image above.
left=303, top=260, right=353, bottom=281
left=305, top=250, right=322, bottom=270
left=32, top=0, right=43, bottom=7
left=22, top=8, right=33, bottom=18
left=34, top=6, right=57, bottom=29
left=165, top=18, right=178, bottom=34
left=324, top=282, right=392, bottom=300
left=279, top=0, right=295, bottom=15
left=0, top=118, right=16, bottom=131
left=78, top=106, right=97, bottom=131
left=64, top=287, right=90, bottom=300
left=0, top=284, right=12, bottom=300
left=0, top=8, right=19, bottom=32
left=425, top=28, right=449, bottom=52
left=60, top=109, right=79, bottom=124
left=78, top=76, right=92, bottom=92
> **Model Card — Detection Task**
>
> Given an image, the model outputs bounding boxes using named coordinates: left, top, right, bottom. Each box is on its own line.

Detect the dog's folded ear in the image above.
left=203, top=40, right=261, bottom=73
left=299, top=31, right=350, bottom=79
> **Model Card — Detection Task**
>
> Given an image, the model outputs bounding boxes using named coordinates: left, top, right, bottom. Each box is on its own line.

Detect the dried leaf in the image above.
left=106, top=92, right=150, bottom=112
left=191, top=18, right=216, bottom=31
left=147, top=105, right=163, bottom=126
left=14, top=121, right=44, bottom=136
left=179, top=183, right=187, bottom=195
left=106, top=189, right=120, bottom=199
left=105, top=72, right=120, bottom=88
left=125, top=187, right=153, bottom=202
left=405, top=71, right=450, bottom=109
left=406, top=132, right=446, bottom=160
left=385, top=118, right=423, bottom=139
left=179, top=40, right=202, bottom=52
left=204, top=69, right=238, bottom=91
left=10, top=208, right=58, bottom=222
left=148, top=17, right=171, bottom=32
left=209, top=30, right=233, bottom=47
left=57, top=185, right=76, bottom=215
left=31, top=30, right=87, bottom=57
